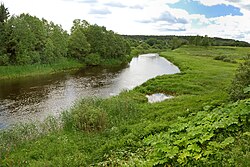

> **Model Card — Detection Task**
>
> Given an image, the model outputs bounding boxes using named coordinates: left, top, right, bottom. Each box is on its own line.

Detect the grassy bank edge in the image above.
left=0, top=55, right=134, bottom=80
left=0, top=59, right=85, bottom=80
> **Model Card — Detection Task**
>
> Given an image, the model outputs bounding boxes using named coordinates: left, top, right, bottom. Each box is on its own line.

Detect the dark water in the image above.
left=0, top=54, right=180, bottom=128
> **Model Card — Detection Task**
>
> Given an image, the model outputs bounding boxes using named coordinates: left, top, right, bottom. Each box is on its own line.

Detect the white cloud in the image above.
left=1, top=0, right=250, bottom=42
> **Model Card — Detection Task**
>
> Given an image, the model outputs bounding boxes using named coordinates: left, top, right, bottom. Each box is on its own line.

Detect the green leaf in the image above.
left=165, top=146, right=179, bottom=159
left=193, top=153, right=202, bottom=160
left=243, top=132, right=250, bottom=137
left=177, top=150, right=191, bottom=164
left=187, top=144, right=201, bottom=153
left=243, top=86, right=250, bottom=93
left=221, top=137, right=235, bottom=148
left=199, top=133, right=214, bottom=144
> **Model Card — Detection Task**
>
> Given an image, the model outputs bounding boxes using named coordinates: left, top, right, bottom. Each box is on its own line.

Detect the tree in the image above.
left=68, top=27, right=90, bottom=60
left=0, top=3, right=9, bottom=23
left=84, top=25, right=108, bottom=58
left=4, top=14, right=46, bottom=64
left=70, top=19, right=89, bottom=33
left=3, top=13, right=68, bottom=65
left=201, top=35, right=211, bottom=47
left=0, top=3, right=10, bottom=65
left=193, top=35, right=202, bottom=46
left=170, top=37, right=182, bottom=50
left=47, top=23, right=68, bottom=60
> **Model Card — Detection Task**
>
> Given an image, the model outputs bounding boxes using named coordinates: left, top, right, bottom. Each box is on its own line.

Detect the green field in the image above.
left=0, top=46, right=249, bottom=166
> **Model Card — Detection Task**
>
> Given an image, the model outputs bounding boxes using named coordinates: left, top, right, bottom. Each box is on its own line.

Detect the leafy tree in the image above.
left=193, top=35, right=202, bottom=46
left=145, top=38, right=158, bottom=46
left=170, top=37, right=182, bottom=50
left=68, top=27, right=90, bottom=60
left=138, top=42, right=151, bottom=50
left=2, top=13, right=69, bottom=65
left=201, top=35, right=211, bottom=47
left=70, top=19, right=89, bottom=33
left=48, top=23, right=68, bottom=60
left=0, top=3, right=9, bottom=23
left=4, top=14, right=47, bottom=64
left=84, top=25, right=108, bottom=58
left=0, top=3, right=10, bottom=64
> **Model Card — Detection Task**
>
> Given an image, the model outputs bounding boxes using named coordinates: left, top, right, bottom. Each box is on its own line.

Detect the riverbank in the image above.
left=0, top=59, right=84, bottom=80
left=0, top=56, right=133, bottom=80
left=0, top=46, right=249, bottom=166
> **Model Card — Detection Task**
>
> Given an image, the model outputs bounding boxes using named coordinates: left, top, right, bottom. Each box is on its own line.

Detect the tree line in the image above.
left=124, top=35, right=250, bottom=51
left=0, top=3, right=130, bottom=66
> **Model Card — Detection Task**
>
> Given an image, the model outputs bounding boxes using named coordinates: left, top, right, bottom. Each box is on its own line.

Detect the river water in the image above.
left=0, top=54, right=180, bottom=128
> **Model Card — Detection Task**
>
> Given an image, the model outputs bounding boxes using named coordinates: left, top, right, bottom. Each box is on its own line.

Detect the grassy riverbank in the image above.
left=0, top=59, right=84, bottom=80
left=0, top=46, right=250, bottom=166
left=0, top=56, right=132, bottom=80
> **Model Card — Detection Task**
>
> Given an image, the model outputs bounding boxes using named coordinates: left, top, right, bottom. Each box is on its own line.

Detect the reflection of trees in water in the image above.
left=0, top=73, right=69, bottom=117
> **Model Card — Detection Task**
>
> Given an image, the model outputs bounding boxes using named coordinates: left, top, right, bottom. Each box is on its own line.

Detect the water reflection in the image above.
left=0, top=54, right=180, bottom=128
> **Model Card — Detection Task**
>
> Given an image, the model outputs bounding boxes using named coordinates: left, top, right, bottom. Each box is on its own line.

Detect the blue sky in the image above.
left=1, top=0, right=250, bottom=42
left=169, top=0, right=243, bottom=18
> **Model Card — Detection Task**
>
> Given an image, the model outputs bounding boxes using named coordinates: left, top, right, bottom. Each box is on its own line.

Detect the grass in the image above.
left=0, top=46, right=250, bottom=166
left=99, top=55, right=133, bottom=67
left=0, top=58, right=84, bottom=80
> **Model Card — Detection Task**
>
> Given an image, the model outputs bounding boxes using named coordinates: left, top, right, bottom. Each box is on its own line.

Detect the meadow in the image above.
left=0, top=46, right=249, bottom=166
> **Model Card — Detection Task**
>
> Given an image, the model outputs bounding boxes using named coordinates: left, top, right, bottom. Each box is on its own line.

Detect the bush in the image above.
left=214, top=55, right=236, bottom=63
left=229, top=56, right=250, bottom=101
left=62, top=100, right=107, bottom=132
left=214, top=55, right=226, bottom=60
left=0, top=54, right=9, bottom=65
left=85, top=53, right=101, bottom=66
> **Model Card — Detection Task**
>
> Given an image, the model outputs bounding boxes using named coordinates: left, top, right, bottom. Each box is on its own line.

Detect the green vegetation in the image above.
left=1, top=2, right=250, bottom=166
left=0, top=59, right=84, bottom=79
left=229, top=55, right=250, bottom=101
left=1, top=46, right=250, bottom=166
left=0, top=3, right=131, bottom=79
left=124, top=35, right=250, bottom=49
left=1, top=3, right=250, bottom=79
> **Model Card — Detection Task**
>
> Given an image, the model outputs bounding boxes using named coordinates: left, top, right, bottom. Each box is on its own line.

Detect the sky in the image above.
left=1, top=0, right=250, bottom=42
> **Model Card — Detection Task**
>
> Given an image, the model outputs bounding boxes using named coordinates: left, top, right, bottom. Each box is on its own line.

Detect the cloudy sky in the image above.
left=2, top=0, right=250, bottom=42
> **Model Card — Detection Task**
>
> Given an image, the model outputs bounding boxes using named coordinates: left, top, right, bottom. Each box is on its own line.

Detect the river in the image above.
left=0, top=53, right=180, bottom=128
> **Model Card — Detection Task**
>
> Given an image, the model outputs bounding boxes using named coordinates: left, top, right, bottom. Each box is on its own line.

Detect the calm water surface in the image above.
left=0, top=54, right=180, bottom=128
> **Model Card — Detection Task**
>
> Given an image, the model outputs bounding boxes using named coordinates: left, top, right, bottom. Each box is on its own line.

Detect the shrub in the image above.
left=62, top=100, right=107, bottom=132
left=214, top=55, right=226, bottom=60
left=214, top=55, right=237, bottom=63
left=229, top=56, right=250, bottom=101
left=0, top=54, right=9, bottom=65
left=85, top=53, right=101, bottom=66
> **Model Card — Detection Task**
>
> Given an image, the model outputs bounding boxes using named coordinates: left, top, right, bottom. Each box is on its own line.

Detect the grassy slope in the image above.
left=0, top=59, right=84, bottom=80
left=0, top=46, right=250, bottom=166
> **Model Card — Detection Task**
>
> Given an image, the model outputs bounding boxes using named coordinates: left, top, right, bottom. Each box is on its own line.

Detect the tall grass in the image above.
left=0, top=58, right=84, bottom=80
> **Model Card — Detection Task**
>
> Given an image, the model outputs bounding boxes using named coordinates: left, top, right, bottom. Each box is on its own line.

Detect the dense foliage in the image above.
left=229, top=55, right=250, bottom=101
left=143, top=99, right=250, bottom=166
left=0, top=13, right=68, bottom=65
left=0, top=4, right=131, bottom=67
